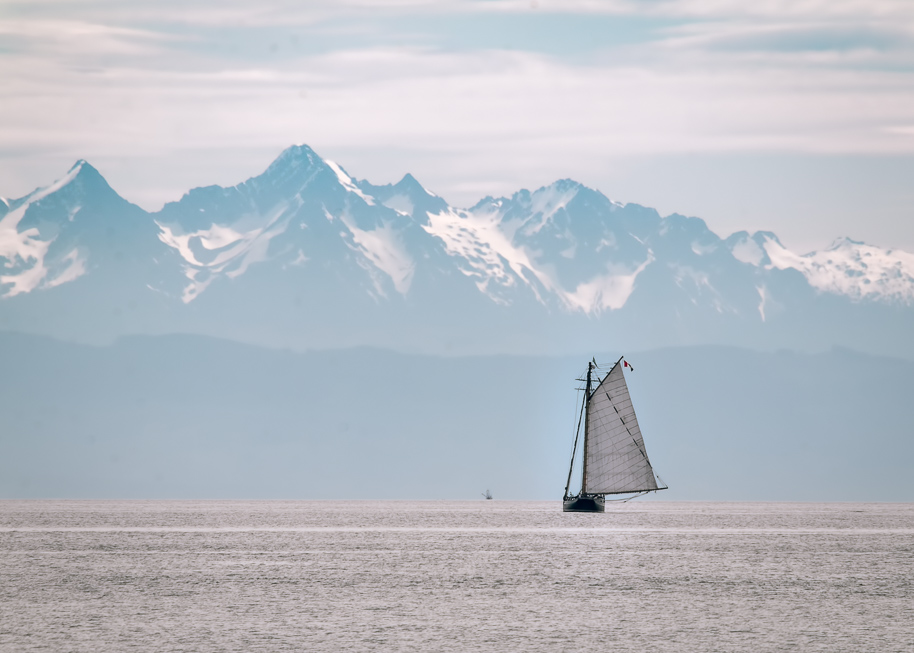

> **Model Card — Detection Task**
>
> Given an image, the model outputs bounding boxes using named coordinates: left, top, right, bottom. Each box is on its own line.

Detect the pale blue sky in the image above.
left=2, top=0, right=913, bottom=252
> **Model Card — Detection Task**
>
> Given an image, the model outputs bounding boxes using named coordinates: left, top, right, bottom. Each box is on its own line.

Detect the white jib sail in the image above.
left=584, top=362, right=659, bottom=494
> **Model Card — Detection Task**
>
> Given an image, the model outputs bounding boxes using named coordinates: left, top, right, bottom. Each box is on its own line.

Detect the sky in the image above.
left=1, top=0, right=913, bottom=253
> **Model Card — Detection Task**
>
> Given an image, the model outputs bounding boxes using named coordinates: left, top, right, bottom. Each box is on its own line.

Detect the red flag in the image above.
left=624, top=360, right=634, bottom=371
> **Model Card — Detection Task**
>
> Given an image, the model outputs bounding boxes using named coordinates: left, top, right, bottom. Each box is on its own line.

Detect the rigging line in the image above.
left=604, top=491, right=650, bottom=502
left=568, top=389, right=578, bottom=426
left=564, top=388, right=586, bottom=499
left=566, top=388, right=581, bottom=465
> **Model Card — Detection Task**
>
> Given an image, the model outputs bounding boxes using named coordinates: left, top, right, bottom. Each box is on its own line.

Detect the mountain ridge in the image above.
left=1, top=144, right=912, bottom=357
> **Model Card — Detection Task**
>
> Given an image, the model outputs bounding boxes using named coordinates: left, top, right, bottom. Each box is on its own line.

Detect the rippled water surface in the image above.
left=2, top=501, right=913, bottom=652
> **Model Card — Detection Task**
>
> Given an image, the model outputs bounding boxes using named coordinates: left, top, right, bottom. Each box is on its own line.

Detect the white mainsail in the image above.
left=584, top=362, right=660, bottom=494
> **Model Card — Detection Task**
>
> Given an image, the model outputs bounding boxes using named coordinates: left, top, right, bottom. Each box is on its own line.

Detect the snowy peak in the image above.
left=422, top=180, right=656, bottom=313
left=396, top=173, right=425, bottom=192
left=3, top=145, right=914, bottom=319
left=722, top=230, right=914, bottom=305
left=153, top=145, right=437, bottom=303
left=268, top=143, right=322, bottom=171
left=764, top=235, right=914, bottom=304
left=165, top=144, right=379, bottom=220
left=0, top=159, right=144, bottom=297
left=826, top=236, right=864, bottom=250
left=253, top=145, right=382, bottom=210
left=255, top=144, right=334, bottom=195
left=515, top=180, right=582, bottom=235
left=357, top=172, right=448, bottom=222
left=489, top=179, right=583, bottom=229
left=12, top=160, right=105, bottom=210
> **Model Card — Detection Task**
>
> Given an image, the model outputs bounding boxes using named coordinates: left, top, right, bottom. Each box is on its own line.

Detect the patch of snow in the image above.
left=226, top=216, right=289, bottom=280
left=597, top=236, right=617, bottom=252
left=0, top=240, right=51, bottom=296
left=289, top=249, right=308, bottom=267
left=757, top=285, right=769, bottom=321
left=564, top=255, right=653, bottom=313
left=38, top=161, right=86, bottom=198
left=45, top=249, right=88, bottom=289
left=691, top=241, right=717, bottom=256
left=181, top=267, right=216, bottom=303
left=156, top=199, right=295, bottom=303
left=669, top=263, right=733, bottom=313
left=198, top=222, right=263, bottom=253
left=325, top=160, right=376, bottom=206
left=146, top=284, right=170, bottom=297
left=337, top=211, right=415, bottom=295
left=731, top=236, right=765, bottom=266
left=522, top=183, right=579, bottom=235
left=0, top=208, right=51, bottom=295
left=426, top=204, right=654, bottom=312
left=156, top=223, right=201, bottom=266
left=0, top=162, right=87, bottom=296
left=671, top=264, right=713, bottom=291
left=763, top=236, right=914, bottom=304
left=424, top=206, right=552, bottom=304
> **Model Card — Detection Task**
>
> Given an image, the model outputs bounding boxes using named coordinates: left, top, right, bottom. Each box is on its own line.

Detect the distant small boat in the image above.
left=482, top=489, right=493, bottom=500
left=563, top=357, right=667, bottom=512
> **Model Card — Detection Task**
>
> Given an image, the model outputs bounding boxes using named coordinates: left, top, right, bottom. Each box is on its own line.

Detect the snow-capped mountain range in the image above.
left=2, top=144, right=912, bottom=356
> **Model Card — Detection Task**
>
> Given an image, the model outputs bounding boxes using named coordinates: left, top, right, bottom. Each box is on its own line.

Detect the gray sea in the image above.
left=1, top=501, right=912, bottom=652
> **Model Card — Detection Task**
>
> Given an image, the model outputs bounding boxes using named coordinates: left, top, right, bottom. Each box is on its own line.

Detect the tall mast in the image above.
left=581, top=360, right=593, bottom=494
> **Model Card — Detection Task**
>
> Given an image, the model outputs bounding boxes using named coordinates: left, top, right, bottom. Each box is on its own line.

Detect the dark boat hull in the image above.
left=562, top=495, right=605, bottom=512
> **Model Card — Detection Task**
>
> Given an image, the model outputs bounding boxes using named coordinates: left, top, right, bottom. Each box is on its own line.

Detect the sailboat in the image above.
left=563, top=357, right=667, bottom=512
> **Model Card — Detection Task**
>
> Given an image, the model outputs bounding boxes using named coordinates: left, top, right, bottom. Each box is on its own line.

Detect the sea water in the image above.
left=1, top=501, right=912, bottom=652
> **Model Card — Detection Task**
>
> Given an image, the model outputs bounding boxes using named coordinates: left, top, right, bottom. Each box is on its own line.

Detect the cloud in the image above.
left=1, top=0, right=914, bottom=214
left=4, top=39, right=910, bottom=158
left=0, top=19, right=178, bottom=58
